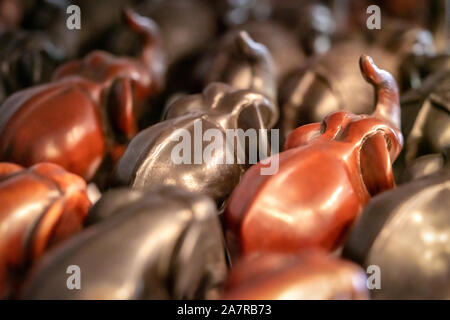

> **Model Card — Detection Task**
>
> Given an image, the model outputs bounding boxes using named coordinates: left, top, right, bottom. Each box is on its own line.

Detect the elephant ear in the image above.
left=359, top=131, right=395, bottom=196
left=237, top=99, right=273, bottom=131
left=106, top=77, right=138, bottom=142
left=231, top=91, right=279, bottom=131
left=354, top=55, right=404, bottom=196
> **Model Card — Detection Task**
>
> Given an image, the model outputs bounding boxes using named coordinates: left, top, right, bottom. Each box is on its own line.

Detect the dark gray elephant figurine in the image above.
left=402, top=70, right=450, bottom=165
left=0, top=30, right=64, bottom=103
left=343, top=148, right=450, bottom=299
left=22, top=186, right=228, bottom=299
left=196, top=29, right=278, bottom=101
left=115, top=32, right=278, bottom=204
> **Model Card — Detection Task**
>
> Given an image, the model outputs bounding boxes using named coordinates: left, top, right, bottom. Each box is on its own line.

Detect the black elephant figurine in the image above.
left=115, top=32, right=278, bottom=204
left=195, top=29, right=277, bottom=101
left=0, top=30, right=64, bottom=103
left=101, top=0, right=216, bottom=66
left=22, top=186, right=228, bottom=299
left=343, top=148, right=450, bottom=299
left=402, top=70, right=450, bottom=165
left=21, top=0, right=82, bottom=58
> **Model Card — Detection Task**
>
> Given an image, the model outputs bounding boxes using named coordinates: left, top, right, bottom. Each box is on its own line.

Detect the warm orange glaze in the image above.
left=223, top=251, right=369, bottom=300
left=225, top=55, right=403, bottom=255
left=0, top=162, right=90, bottom=299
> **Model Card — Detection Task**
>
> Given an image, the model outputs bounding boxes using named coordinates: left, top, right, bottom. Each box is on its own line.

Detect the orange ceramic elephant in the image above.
left=225, top=55, right=403, bottom=256
left=0, top=10, right=166, bottom=181
left=0, top=162, right=90, bottom=299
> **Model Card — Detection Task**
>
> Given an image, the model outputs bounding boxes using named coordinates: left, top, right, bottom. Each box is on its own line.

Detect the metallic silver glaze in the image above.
left=404, top=71, right=450, bottom=163
left=343, top=158, right=450, bottom=299
left=400, top=153, right=445, bottom=183
left=22, top=186, right=227, bottom=299
left=197, top=30, right=278, bottom=101
left=115, top=33, right=278, bottom=204
left=115, top=81, right=278, bottom=204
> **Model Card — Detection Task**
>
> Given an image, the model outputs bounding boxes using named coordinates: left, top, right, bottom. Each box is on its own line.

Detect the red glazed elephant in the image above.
left=0, top=162, right=91, bottom=299
left=223, top=250, right=369, bottom=300
left=0, top=10, right=166, bottom=181
left=225, top=55, right=403, bottom=256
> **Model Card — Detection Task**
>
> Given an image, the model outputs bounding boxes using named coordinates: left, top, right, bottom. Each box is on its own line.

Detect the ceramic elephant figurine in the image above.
left=115, top=32, right=278, bottom=204
left=391, top=67, right=449, bottom=180
left=101, top=0, right=216, bottom=66
left=271, top=1, right=336, bottom=56
left=115, top=82, right=278, bottom=204
left=343, top=149, right=450, bottom=299
left=196, top=30, right=278, bottom=101
left=22, top=186, right=227, bottom=300
left=279, top=24, right=435, bottom=138
left=0, top=10, right=166, bottom=182
left=224, top=55, right=403, bottom=256
left=196, top=24, right=302, bottom=96
left=0, top=30, right=64, bottom=104
left=402, top=70, right=450, bottom=165
left=278, top=39, right=399, bottom=137
left=400, top=152, right=448, bottom=183
left=20, top=0, right=81, bottom=58
left=223, top=251, right=368, bottom=300
left=0, top=162, right=91, bottom=299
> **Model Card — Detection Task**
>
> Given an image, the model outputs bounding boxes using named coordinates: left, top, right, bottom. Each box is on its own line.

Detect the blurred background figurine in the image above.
left=0, top=10, right=166, bottom=184
left=394, top=70, right=450, bottom=179
left=0, top=30, right=64, bottom=104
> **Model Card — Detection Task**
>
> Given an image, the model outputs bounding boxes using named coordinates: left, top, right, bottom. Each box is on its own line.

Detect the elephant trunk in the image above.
left=359, top=55, right=401, bottom=130
left=123, top=9, right=163, bottom=71
left=235, top=31, right=277, bottom=101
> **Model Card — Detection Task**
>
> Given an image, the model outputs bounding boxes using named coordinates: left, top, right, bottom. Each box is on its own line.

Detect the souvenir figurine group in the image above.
left=0, top=0, right=448, bottom=300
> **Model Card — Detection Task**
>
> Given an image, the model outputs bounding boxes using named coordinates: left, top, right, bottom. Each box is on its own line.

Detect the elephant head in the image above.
left=22, top=186, right=227, bottom=299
